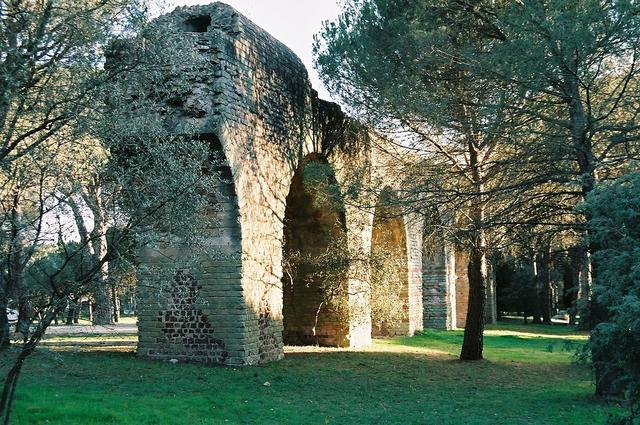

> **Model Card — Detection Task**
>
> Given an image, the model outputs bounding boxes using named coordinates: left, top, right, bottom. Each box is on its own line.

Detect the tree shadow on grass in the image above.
left=8, top=335, right=617, bottom=425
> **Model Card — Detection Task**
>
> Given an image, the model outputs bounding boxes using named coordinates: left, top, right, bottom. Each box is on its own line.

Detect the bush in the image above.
left=585, top=171, right=640, bottom=419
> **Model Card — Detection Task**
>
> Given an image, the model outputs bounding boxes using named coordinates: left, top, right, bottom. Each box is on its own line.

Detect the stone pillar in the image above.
left=344, top=205, right=373, bottom=347
left=485, top=263, right=498, bottom=325
left=136, top=151, right=248, bottom=365
left=422, top=242, right=456, bottom=330
left=405, top=214, right=424, bottom=335
left=422, top=244, right=445, bottom=329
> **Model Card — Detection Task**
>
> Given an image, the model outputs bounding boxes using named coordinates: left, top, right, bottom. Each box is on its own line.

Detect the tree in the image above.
left=0, top=0, right=148, bottom=343
left=0, top=0, right=149, bottom=167
left=315, top=0, right=533, bottom=360
left=316, top=0, right=640, bottom=358
left=485, top=0, right=640, bottom=309
left=0, top=3, right=223, bottom=422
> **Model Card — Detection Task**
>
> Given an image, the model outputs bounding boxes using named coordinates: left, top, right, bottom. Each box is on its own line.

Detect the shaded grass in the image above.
left=486, top=318, right=584, bottom=335
left=3, top=323, right=620, bottom=425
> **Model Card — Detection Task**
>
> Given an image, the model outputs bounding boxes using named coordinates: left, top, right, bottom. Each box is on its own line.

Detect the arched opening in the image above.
left=370, top=188, right=409, bottom=337
left=281, top=155, right=349, bottom=346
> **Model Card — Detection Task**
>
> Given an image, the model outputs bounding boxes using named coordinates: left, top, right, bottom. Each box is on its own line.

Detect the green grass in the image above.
left=3, top=323, right=622, bottom=424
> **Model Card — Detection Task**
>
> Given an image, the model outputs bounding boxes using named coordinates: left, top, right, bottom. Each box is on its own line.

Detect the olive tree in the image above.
left=0, top=3, right=222, bottom=422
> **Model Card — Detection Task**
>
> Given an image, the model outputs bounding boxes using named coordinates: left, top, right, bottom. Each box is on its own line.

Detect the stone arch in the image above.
left=281, top=154, right=350, bottom=346
left=369, top=187, right=412, bottom=336
left=129, top=2, right=475, bottom=365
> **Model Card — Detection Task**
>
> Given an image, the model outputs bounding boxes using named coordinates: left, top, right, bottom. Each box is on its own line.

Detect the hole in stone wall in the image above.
left=182, top=15, right=212, bottom=32
left=281, top=155, right=349, bottom=346
left=370, top=188, right=409, bottom=337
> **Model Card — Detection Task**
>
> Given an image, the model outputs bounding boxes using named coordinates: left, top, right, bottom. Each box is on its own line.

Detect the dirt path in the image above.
left=44, top=323, right=137, bottom=335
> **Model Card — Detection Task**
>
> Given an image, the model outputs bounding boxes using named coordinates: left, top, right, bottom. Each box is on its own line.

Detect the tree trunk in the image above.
left=460, top=247, right=487, bottom=360
left=484, top=262, right=497, bottom=325
left=566, top=248, right=581, bottom=325
left=65, top=299, right=75, bottom=325
left=86, top=187, right=113, bottom=326
left=566, top=69, right=614, bottom=396
left=576, top=248, right=592, bottom=330
left=92, top=276, right=113, bottom=326
left=15, top=285, right=31, bottom=339
left=460, top=134, right=487, bottom=361
left=9, top=187, right=30, bottom=340
left=531, top=258, right=542, bottom=324
left=0, top=290, right=10, bottom=349
left=538, top=247, right=552, bottom=324
left=112, top=286, right=120, bottom=323
left=566, top=73, right=597, bottom=328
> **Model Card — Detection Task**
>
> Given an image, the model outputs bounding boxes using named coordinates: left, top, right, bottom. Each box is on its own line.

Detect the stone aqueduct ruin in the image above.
left=135, top=3, right=484, bottom=366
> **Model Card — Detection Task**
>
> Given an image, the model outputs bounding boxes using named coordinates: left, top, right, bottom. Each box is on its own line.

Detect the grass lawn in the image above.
left=3, top=322, right=622, bottom=424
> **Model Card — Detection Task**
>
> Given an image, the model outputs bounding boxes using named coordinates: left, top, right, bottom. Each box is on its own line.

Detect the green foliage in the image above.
left=369, top=243, right=407, bottom=329
left=0, top=0, right=149, bottom=166
left=24, top=244, right=92, bottom=304
left=313, top=0, right=552, bottom=360
left=0, top=4, right=225, bottom=420
left=496, top=258, right=538, bottom=319
left=585, top=171, right=640, bottom=419
left=314, top=0, right=505, bottom=129
left=485, top=0, right=640, bottom=192
left=300, top=159, right=344, bottom=213
left=315, top=0, right=640, bottom=364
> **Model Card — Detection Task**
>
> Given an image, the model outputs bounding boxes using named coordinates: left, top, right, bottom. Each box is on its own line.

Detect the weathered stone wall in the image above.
left=137, top=136, right=246, bottom=364
left=136, top=2, right=465, bottom=365
left=404, top=213, right=424, bottom=335
left=370, top=197, right=410, bottom=337
left=137, top=3, right=378, bottom=365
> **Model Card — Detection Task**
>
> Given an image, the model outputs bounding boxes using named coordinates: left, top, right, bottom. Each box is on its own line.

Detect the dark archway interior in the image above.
left=370, top=188, right=409, bottom=337
left=282, top=156, right=348, bottom=346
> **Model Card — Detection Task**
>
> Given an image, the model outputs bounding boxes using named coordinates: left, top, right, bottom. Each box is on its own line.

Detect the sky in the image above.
left=170, top=0, right=343, bottom=100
